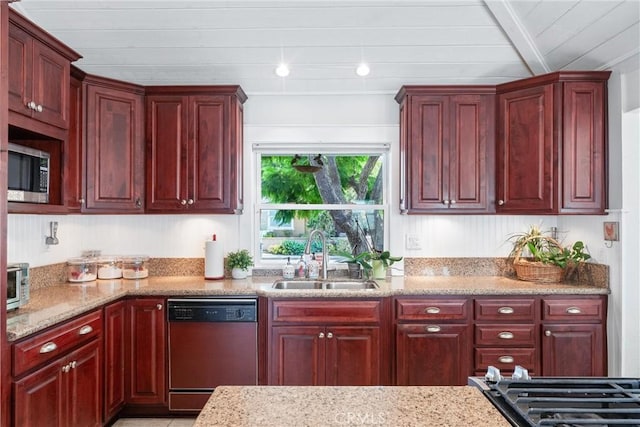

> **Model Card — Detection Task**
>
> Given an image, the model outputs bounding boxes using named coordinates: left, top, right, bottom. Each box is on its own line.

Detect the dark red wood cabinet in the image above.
left=104, top=300, right=126, bottom=422
left=268, top=299, right=386, bottom=386
left=396, top=87, right=495, bottom=213
left=394, top=297, right=472, bottom=385
left=496, top=72, right=610, bottom=214
left=125, top=298, right=167, bottom=406
left=84, top=75, right=145, bottom=212
left=145, top=86, right=246, bottom=213
left=64, top=66, right=85, bottom=211
left=8, top=10, right=80, bottom=135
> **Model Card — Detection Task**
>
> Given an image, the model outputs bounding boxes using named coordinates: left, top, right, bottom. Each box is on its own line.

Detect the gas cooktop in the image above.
left=469, top=370, right=640, bottom=427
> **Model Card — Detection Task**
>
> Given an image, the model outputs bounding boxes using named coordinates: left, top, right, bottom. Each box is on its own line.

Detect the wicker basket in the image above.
left=513, top=236, right=566, bottom=283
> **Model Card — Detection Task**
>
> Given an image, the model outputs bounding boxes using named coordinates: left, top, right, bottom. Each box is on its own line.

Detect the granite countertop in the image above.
left=194, top=385, right=511, bottom=427
left=6, top=275, right=608, bottom=341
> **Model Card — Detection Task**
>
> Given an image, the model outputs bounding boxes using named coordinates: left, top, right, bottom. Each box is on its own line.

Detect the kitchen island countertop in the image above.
left=194, top=385, right=511, bottom=427
left=7, top=275, right=607, bottom=341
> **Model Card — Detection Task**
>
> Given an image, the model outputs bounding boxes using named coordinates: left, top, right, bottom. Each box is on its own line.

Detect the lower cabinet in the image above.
left=125, top=298, right=167, bottom=406
left=268, top=299, right=386, bottom=386
left=394, top=297, right=472, bottom=385
left=14, top=339, right=102, bottom=427
left=104, top=300, right=126, bottom=422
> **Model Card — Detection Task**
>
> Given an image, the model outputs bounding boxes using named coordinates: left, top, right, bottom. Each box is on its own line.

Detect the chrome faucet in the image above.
left=304, top=229, right=328, bottom=280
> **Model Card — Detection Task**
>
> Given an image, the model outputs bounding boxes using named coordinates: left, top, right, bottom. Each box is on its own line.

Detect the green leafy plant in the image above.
left=226, top=249, right=254, bottom=270
left=508, top=226, right=591, bottom=269
left=336, top=249, right=402, bottom=270
left=368, top=250, right=403, bottom=268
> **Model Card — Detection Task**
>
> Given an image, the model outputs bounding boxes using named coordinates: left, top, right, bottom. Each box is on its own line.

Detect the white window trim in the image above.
left=253, top=143, right=391, bottom=268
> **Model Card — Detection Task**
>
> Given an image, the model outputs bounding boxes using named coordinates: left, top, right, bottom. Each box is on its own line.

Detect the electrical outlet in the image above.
left=406, top=234, right=422, bottom=250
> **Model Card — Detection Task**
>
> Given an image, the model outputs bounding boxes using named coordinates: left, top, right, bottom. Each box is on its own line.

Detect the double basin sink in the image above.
left=272, top=279, right=379, bottom=290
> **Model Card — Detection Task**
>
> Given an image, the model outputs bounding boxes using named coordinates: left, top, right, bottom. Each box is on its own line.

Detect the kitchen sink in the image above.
left=272, top=280, right=379, bottom=290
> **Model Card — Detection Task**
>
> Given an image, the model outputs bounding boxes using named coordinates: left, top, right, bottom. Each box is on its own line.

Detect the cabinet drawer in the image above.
left=474, top=348, right=537, bottom=372
left=272, top=300, right=381, bottom=324
left=475, top=325, right=536, bottom=346
left=474, top=298, right=536, bottom=321
left=13, top=310, right=102, bottom=377
left=396, top=298, right=469, bottom=321
left=542, top=298, right=604, bottom=321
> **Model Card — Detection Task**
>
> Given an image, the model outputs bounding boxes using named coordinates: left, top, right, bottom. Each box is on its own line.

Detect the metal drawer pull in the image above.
left=498, top=306, right=514, bottom=314
left=498, top=331, right=514, bottom=340
left=566, top=306, right=582, bottom=314
left=425, top=325, right=441, bottom=333
left=39, top=342, right=58, bottom=354
left=78, top=325, right=93, bottom=335
left=424, top=307, right=440, bottom=314
left=498, top=356, right=514, bottom=364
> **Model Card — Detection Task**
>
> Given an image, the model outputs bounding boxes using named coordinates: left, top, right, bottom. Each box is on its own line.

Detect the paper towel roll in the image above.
left=204, top=240, right=224, bottom=280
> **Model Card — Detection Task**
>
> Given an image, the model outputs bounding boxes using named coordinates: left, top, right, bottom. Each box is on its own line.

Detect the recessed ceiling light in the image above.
left=275, top=64, right=290, bottom=77
left=356, top=63, right=370, bottom=77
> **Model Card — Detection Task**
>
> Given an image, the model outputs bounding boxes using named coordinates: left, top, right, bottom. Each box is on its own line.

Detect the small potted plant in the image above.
left=368, top=250, right=403, bottom=279
left=336, top=250, right=373, bottom=279
left=508, top=226, right=591, bottom=283
left=226, top=249, right=254, bottom=279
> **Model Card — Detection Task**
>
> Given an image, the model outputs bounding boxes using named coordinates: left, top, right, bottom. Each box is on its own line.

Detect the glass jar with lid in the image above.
left=97, top=256, right=122, bottom=279
left=121, top=255, right=150, bottom=279
left=67, top=257, right=98, bottom=282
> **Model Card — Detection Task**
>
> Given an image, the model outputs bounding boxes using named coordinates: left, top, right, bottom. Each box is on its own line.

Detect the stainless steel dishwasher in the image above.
left=167, top=298, right=258, bottom=411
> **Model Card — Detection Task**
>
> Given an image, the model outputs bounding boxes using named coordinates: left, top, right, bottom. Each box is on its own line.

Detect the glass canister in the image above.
left=121, top=255, right=150, bottom=279
left=67, top=257, right=98, bottom=282
left=97, top=256, right=122, bottom=279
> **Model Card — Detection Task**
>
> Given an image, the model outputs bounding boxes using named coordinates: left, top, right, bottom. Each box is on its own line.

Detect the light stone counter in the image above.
left=7, top=275, right=607, bottom=341
left=194, top=385, right=511, bottom=427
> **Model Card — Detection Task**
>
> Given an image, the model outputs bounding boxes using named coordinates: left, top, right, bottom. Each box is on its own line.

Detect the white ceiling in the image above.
left=11, top=0, right=640, bottom=95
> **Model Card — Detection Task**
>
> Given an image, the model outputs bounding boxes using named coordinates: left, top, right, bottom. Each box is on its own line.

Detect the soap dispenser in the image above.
left=283, top=257, right=295, bottom=279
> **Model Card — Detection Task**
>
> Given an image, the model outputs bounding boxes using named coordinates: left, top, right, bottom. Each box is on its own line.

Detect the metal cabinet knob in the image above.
left=545, top=330, right=552, bottom=337
left=442, top=200, right=450, bottom=205
left=180, top=199, right=187, bottom=205
left=187, top=198, right=194, bottom=205
left=450, top=200, right=456, bottom=204
left=498, top=356, right=514, bottom=364
left=156, top=304, right=163, bottom=310
left=62, top=364, right=70, bottom=373
left=498, top=331, right=514, bottom=340
left=135, top=197, right=142, bottom=208
left=40, top=342, right=58, bottom=354
left=498, top=306, right=514, bottom=314
left=566, top=306, right=582, bottom=314
left=318, top=332, right=325, bottom=339
left=498, top=200, right=505, bottom=206
left=78, top=325, right=93, bottom=335
left=27, top=101, right=36, bottom=110
left=79, top=198, right=85, bottom=205
left=327, top=332, right=333, bottom=339
left=70, top=361, right=77, bottom=369
left=36, top=104, right=43, bottom=113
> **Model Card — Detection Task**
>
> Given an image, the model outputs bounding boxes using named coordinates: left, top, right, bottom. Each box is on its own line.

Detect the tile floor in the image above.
left=112, top=418, right=196, bottom=427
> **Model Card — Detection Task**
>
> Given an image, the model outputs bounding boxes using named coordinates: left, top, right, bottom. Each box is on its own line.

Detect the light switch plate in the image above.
left=406, top=234, right=422, bottom=250
left=603, top=221, right=619, bottom=241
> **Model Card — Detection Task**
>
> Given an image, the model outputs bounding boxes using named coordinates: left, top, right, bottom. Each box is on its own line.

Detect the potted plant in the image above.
left=508, top=226, right=591, bottom=283
left=336, top=250, right=373, bottom=279
left=368, top=250, right=403, bottom=279
left=226, top=249, right=254, bottom=279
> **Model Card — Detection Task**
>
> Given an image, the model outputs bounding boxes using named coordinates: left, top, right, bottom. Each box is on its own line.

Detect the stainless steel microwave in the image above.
left=7, top=143, right=50, bottom=203
left=7, top=263, right=30, bottom=311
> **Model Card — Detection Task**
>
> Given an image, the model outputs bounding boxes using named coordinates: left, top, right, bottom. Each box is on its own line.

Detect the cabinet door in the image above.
left=325, top=326, right=380, bottom=386
left=497, top=84, right=554, bottom=213
left=270, top=326, right=325, bottom=386
left=408, top=95, right=450, bottom=211
left=189, top=95, right=231, bottom=211
left=542, top=324, right=605, bottom=376
left=85, top=83, right=145, bottom=212
left=65, top=71, right=84, bottom=211
left=31, top=41, right=70, bottom=129
left=145, top=95, right=189, bottom=211
left=448, top=94, right=494, bottom=211
left=396, top=323, right=471, bottom=386
left=125, top=298, right=167, bottom=405
left=14, top=358, right=66, bottom=427
left=104, top=301, right=126, bottom=421
left=7, top=22, right=32, bottom=117
left=561, top=81, right=606, bottom=213
left=66, top=341, right=101, bottom=427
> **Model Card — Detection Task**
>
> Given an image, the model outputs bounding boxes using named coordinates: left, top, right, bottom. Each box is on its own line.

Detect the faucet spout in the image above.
left=305, top=229, right=328, bottom=280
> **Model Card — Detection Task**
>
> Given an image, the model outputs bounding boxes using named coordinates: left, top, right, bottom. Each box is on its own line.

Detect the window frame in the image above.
left=253, top=142, right=391, bottom=268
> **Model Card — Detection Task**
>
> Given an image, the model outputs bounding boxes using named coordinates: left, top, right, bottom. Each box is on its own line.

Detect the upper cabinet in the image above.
left=396, top=87, right=496, bottom=213
left=8, top=10, right=81, bottom=137
left=496, top=72, right=610, bottom=214
left=84, top=75, right=145, bottom=213
left=145, top=86, right=246, bottom=214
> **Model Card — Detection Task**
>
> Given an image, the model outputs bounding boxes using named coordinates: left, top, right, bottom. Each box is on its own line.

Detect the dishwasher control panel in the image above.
left=167, top=298, right=257, bottom=322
